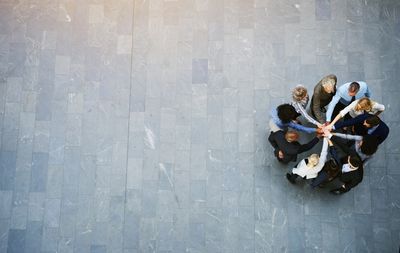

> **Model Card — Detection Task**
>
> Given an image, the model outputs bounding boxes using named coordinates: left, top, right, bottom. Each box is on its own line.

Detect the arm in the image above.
left=326, top=92, right=341, bottom=122
left=296, top=102, right=321, bottom=126
left=333, top=113, right=370, bottom=130
left=332, top=133, right=363, bottom=141
left=365, top=84, right=371, bottom=98
left=310, top=138, right=329, bottom=174
left=312, top=85, right=325, bottom=123
left=372, top=102, right=385, bottom=115
left=329, top=100, right=357, bottom=128
left=288, top=121, right=316, bottom=133
left=298, top=137, right=319, bottom=153
left=270, top=108, right=280, bottom=125
left=329, top=113, right=343, bottom=129
left=329, top=146, right=341, bottom=167
left=268, top=132, right=279, bottom=149
left=318, top=138, right=329, bottom=165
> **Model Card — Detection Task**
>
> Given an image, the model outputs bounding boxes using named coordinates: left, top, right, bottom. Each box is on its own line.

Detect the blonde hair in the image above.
left=321, top=75, right=337, bottom=93
left=308, top=154, right=320, bottom=167
left=356, top=98, right=372, bottom=112
left=292, top=85, right=308, bottom=102
left=285, top=131, right=299, bottom=142
left=321, top=75, right=337, bottom=87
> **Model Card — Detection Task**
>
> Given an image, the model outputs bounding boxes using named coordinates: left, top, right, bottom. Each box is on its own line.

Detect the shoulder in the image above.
left=272, top=130, right=285, bottom=138
left=358, top=81, right=368, bottom=87
left=351, top=99, right=359, bottom=105
left=291, top=141, right=301, bottom=146
left=314, top=82, right=322, bottom=92
left=379, top=121, right=389, bottom=131
left=339, top=82, right=350, bottom=91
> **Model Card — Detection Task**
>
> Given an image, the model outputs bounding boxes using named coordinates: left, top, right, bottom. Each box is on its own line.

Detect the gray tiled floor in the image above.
left=0, top=0, right=399, bottom=252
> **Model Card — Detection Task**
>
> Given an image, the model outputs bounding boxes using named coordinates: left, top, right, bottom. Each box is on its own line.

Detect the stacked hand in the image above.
left=317, top=122, right=333, bottom=138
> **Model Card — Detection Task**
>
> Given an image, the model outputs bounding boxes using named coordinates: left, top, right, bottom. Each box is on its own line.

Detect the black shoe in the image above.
left=286, top=173, right=296, bottom=184
left=330, top=189, right=343, bottom=195
left=320, top=107, right=326, bottom=113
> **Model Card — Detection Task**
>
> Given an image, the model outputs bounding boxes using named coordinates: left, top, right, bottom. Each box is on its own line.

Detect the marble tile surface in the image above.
left=0, top=0, right=399, bottom=252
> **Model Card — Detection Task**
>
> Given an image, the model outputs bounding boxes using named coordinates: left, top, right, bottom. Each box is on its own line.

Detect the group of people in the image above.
left=268, top=75, right=389, bottom=194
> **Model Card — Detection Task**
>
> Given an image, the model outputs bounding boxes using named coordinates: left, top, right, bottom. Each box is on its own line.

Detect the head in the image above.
left=322, top=75, right=337, bottom=93
left=355, top=98, right=372, bottom=112
left=307, top=154, right=320, bottom=167
left=348, top=82, right=360, bottom=97
left=285, top=131, right=299, bottom=142
left=292, top=85, right=308, bottom=102
left=359, top=135, right=379, bottom=156
left=347, top=154, right=362, bottom=170
left=363, top=115, right=380, bottom=128
left=277, top=104, right=298, bottom=123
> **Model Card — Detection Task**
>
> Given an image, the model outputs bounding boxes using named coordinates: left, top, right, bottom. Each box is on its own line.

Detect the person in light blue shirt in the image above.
left=270, top=104, right=317, bottom=134
left=325, top=81, right=371, bottom=122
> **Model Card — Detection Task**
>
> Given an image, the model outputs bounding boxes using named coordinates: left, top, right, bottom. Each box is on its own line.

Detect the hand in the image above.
left=316, top=127, right=324, bottom=135
left=322, top=127, right=331, bottom=138
left=328, top=139, right=334, bottom=146
left=278, top=150, right=284, bottom=159
left=325, top=123, right=333, bottom=131
left=316, top=127, right=324, bottom=138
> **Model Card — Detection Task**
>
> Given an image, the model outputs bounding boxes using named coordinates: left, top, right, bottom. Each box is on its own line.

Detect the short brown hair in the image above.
left=349, top=82, right=360, bottom=93
left=365, top=115, right=380, bottom=127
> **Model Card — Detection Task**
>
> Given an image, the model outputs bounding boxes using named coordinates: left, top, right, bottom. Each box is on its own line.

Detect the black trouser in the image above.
left=287, top=173, right=306, bottom=182
left=332, top=102, right=346, bottom=121
left=287, top=173, right=299, bottom=182
left=311, top=171, right=328, bottom=188
left=331, top=185, right=350, bottom=194
left=332, top=101, right=354, bottom=122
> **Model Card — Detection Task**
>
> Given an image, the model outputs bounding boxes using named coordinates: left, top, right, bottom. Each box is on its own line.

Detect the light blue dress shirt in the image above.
left=326, top=81, right=371, bottom=122
left=270, top=109, right=316, bottom=134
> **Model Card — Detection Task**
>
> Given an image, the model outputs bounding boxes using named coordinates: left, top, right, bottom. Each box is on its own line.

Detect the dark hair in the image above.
left=349, top=82, right=360, bottom=93
left=277, top=104, right=297, bottom=123
left=360, top=135, right=379, bottom=155
left=349, top=154, right=362, bottom=168
left=365, top=115, right=381, bottom=127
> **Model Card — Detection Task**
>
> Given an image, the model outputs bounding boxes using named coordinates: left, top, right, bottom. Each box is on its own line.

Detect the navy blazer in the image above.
left=334, top=113, right=389, bottom=144
left=268, top=130, right=319, bottom=164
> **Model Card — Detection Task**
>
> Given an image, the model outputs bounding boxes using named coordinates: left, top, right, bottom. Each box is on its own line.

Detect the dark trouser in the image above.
left=332, top=101, right=347, bottom=121
left=330, top=186, right=350, bottom=194
left=287, top=173, right=299, bottom=182
left=311, top=171, right=329, bottom=188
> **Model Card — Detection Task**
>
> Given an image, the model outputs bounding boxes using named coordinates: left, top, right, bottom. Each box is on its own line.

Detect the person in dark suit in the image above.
left=327, top=136, right=364, bottom=194
left=268, top=130, right=320, bottom=164
left=332, top=114, right=389, bottom=145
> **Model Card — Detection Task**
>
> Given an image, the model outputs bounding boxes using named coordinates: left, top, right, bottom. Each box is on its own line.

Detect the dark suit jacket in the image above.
left=330, top=138, right=364, bottom=190
left=340, top=168, right=363, bottom=190
left=334, top=113, right=389, bottom=144
left=268, top=130, right=319, bottom=164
